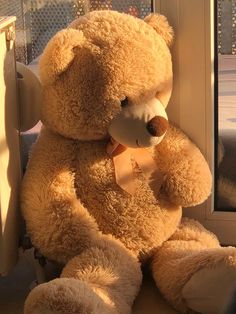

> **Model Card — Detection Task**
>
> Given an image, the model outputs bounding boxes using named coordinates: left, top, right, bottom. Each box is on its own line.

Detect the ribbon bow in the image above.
left=107, top=138, right=163, bottom=195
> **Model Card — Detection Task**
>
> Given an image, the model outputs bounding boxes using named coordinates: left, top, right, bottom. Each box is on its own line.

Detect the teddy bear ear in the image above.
left=144, top=13, right=174, bottom=47
left=39, top=28, right=85, bottom=85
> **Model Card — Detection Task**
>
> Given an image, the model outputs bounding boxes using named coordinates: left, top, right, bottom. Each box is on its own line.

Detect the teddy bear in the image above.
left=21, top=10, right=236, bottom=314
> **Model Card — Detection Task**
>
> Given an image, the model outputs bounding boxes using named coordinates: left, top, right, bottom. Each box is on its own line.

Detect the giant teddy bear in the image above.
left=21, top=10, right=236, bottom=314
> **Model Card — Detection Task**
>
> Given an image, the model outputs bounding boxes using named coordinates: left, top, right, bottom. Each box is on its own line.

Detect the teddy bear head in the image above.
left=39, top=10, right=173, bottom=148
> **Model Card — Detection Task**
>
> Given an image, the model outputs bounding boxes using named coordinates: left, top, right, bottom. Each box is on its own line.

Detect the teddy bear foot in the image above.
left=24, top=277, right=117, bottom=314
left=182, top=260, right=236, bottom=314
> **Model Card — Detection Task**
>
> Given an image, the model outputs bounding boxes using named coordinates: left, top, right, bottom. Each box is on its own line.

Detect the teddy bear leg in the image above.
left=24, top=235, right=142, bottom=314
left=151, top=218, right=236, bottom=314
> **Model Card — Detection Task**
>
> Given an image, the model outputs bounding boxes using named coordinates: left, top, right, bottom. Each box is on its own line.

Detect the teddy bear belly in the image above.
left=77, top=184, right=181, bottom=261
left=75, top=142, right=182, bottom=261
left=96, top=203, right=181, bottom=261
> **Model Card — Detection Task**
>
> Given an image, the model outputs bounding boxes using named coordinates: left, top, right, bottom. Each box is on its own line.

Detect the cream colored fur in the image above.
left=21, top=10, right=236, bottom=314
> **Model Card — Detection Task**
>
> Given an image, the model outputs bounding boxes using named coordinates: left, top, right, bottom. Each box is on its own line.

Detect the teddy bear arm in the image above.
left=155, top=124, right=212, bottom=207
left=21, top=128, right=99, bottom=264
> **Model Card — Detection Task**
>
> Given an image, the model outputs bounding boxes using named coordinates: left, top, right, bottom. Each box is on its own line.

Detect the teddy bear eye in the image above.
left=120, top=97, right=129, bottom=108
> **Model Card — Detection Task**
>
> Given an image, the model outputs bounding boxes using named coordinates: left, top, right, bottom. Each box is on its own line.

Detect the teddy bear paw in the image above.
left=182, top=261, right=236, bottom=314
left=24, top=277, right=117, bottom=314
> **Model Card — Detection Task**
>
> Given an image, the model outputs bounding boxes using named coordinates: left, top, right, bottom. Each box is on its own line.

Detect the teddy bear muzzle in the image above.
left=108, top=97, right=169, bottom=148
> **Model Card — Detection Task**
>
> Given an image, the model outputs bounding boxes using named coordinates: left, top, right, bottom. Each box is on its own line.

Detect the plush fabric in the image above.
left=21, top=10, right=236, bottom=314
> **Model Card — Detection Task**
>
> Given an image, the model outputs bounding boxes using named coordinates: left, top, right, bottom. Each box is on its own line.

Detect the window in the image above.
left=216, top=0, right=236, bottom=211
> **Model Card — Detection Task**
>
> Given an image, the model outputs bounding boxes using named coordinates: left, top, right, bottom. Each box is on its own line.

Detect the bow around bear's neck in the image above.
left=106, top=137, right=164, bottom=195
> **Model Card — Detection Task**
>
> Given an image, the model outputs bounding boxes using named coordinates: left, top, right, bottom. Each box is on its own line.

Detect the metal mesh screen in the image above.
left=218, top=0, right=236, bottom=54
left=28, top=0, right=152, bottom=61
left=0, top=0, right=28, bottom=63
left=26, top=0, right=78, bottom=63
left=0, top=0, right=152, bottom=64
left=232, top=1, right=236, bottom=54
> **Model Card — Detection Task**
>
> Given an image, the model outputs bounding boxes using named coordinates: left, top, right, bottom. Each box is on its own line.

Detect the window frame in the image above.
left=154, top=0, right=236, bottom=245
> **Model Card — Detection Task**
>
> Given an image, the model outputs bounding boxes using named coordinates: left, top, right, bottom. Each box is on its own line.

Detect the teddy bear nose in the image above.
left=146, top=116, right=169, bottom=137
